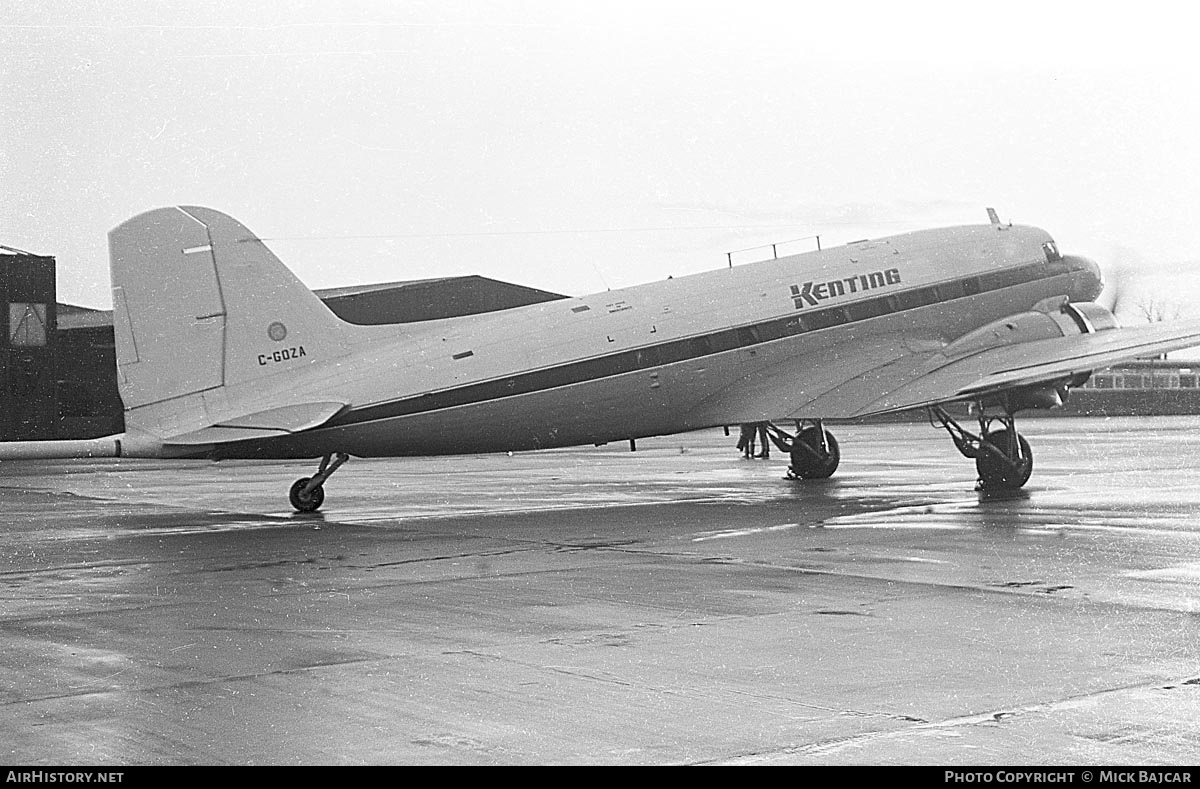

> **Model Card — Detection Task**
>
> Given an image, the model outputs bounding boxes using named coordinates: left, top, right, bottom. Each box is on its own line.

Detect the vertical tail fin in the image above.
left=109, top=206, right=352, bottom=436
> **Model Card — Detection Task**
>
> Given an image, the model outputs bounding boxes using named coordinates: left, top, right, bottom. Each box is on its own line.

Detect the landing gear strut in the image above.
left=757, top=420, right=841, bottom=480
left=289, top=452, right=349, bottom=512
left=930, top=406, right=1033, bottom=490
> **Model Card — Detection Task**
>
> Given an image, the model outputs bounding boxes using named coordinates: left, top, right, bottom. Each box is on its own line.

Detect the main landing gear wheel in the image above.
left=288, top=452, right=350, bottom=512
left=289, top=477, right=325, bottom=512
left=975, top=429, right=1033, bottom=490
left=788, top=427, right=840, bottom=480
left=930, top=406, right=1037, bottom=491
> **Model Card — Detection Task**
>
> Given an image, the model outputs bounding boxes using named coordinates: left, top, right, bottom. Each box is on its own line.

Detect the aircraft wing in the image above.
left=852, top=318, right=1200, bottom=417
left=781, top=319, right=1200, bottom=420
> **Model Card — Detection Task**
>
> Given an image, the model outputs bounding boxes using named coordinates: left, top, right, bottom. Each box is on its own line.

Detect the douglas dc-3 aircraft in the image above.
left=4, top=205, right=1200, bottom=511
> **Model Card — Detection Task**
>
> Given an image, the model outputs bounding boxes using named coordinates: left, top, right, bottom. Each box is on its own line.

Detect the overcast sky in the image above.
left=4, top=0, right=1199, bottom=325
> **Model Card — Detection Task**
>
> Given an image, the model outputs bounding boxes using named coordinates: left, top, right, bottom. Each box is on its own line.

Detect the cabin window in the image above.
left=709, top=329, right=740, bottom=353
left=846, top=298, right=888, bottom=321
left=897, top=287, right=939, bottom=310
left=1181, top=375, right=1197, bottom=388
left=756, top=321, right=788, bottom=342
left=738, top=326, right=761, bottom=345
left=1092, top=376, right=1114, bottom=389
left=636, top=347, right=661, bottom=368
left=940, top=281, right=964, bottom=300
left=803, top=308, right=848, bottom=331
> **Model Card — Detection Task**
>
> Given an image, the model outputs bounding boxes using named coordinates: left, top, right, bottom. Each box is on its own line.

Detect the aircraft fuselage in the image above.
left=211, top=223, right=1099, bottom=459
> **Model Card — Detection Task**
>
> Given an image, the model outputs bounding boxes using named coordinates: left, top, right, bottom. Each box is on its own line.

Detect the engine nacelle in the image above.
left=1060, top=301, right=1121, bottom=334
left=949, top=300, right=1119, bottom=412
left=944, top=300, right=1119, bottom=360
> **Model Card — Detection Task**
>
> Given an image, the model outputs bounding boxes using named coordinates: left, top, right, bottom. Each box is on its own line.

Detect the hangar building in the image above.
left=1, top=247, right=58, bottom=441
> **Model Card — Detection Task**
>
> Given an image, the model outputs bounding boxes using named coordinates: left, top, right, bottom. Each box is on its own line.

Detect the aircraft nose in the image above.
left=1063, top=254, right=1104, bottom=302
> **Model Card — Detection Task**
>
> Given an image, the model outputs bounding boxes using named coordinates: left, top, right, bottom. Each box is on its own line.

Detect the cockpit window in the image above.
left=1042, top=241, right=1062, bottom=263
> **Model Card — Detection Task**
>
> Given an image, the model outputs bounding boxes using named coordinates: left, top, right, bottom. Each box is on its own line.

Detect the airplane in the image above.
left=3, top=205, right=1200, bottom=512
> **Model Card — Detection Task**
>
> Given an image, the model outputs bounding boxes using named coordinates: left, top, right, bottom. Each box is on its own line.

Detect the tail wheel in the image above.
left=789, top=428, right=840, bottom=479
left=289, top=477, right=325, bottom=512
left=975, top=430, right=1033, bottom=490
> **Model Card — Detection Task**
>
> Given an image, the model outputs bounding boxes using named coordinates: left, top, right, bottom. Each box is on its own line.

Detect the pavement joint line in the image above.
left=712, top=673, right=1200, bottom=764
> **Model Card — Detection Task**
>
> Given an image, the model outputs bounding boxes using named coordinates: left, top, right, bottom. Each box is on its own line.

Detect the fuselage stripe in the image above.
left=327, top=260, right=1063, bottom=428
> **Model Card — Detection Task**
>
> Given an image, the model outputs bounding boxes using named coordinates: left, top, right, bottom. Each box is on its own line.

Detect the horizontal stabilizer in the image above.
left=0, top=437, right=122, bottom=461
left=163, top=401, right=348, bottom=446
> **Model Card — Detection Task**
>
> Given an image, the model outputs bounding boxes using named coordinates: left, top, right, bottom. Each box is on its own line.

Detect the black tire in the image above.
left=289, top=477, right=325, bottom=512
left=975, top=430, right=1033, bottom=489
left=789, top=428, right=840, bottom=479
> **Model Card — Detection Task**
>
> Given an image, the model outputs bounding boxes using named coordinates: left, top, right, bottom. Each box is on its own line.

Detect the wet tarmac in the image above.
left=2, top=416, right=1200, bottom=765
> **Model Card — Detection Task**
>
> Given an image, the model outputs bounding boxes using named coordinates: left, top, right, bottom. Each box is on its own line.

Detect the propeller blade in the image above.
left=1096, top=249, right=1137, bottom=318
